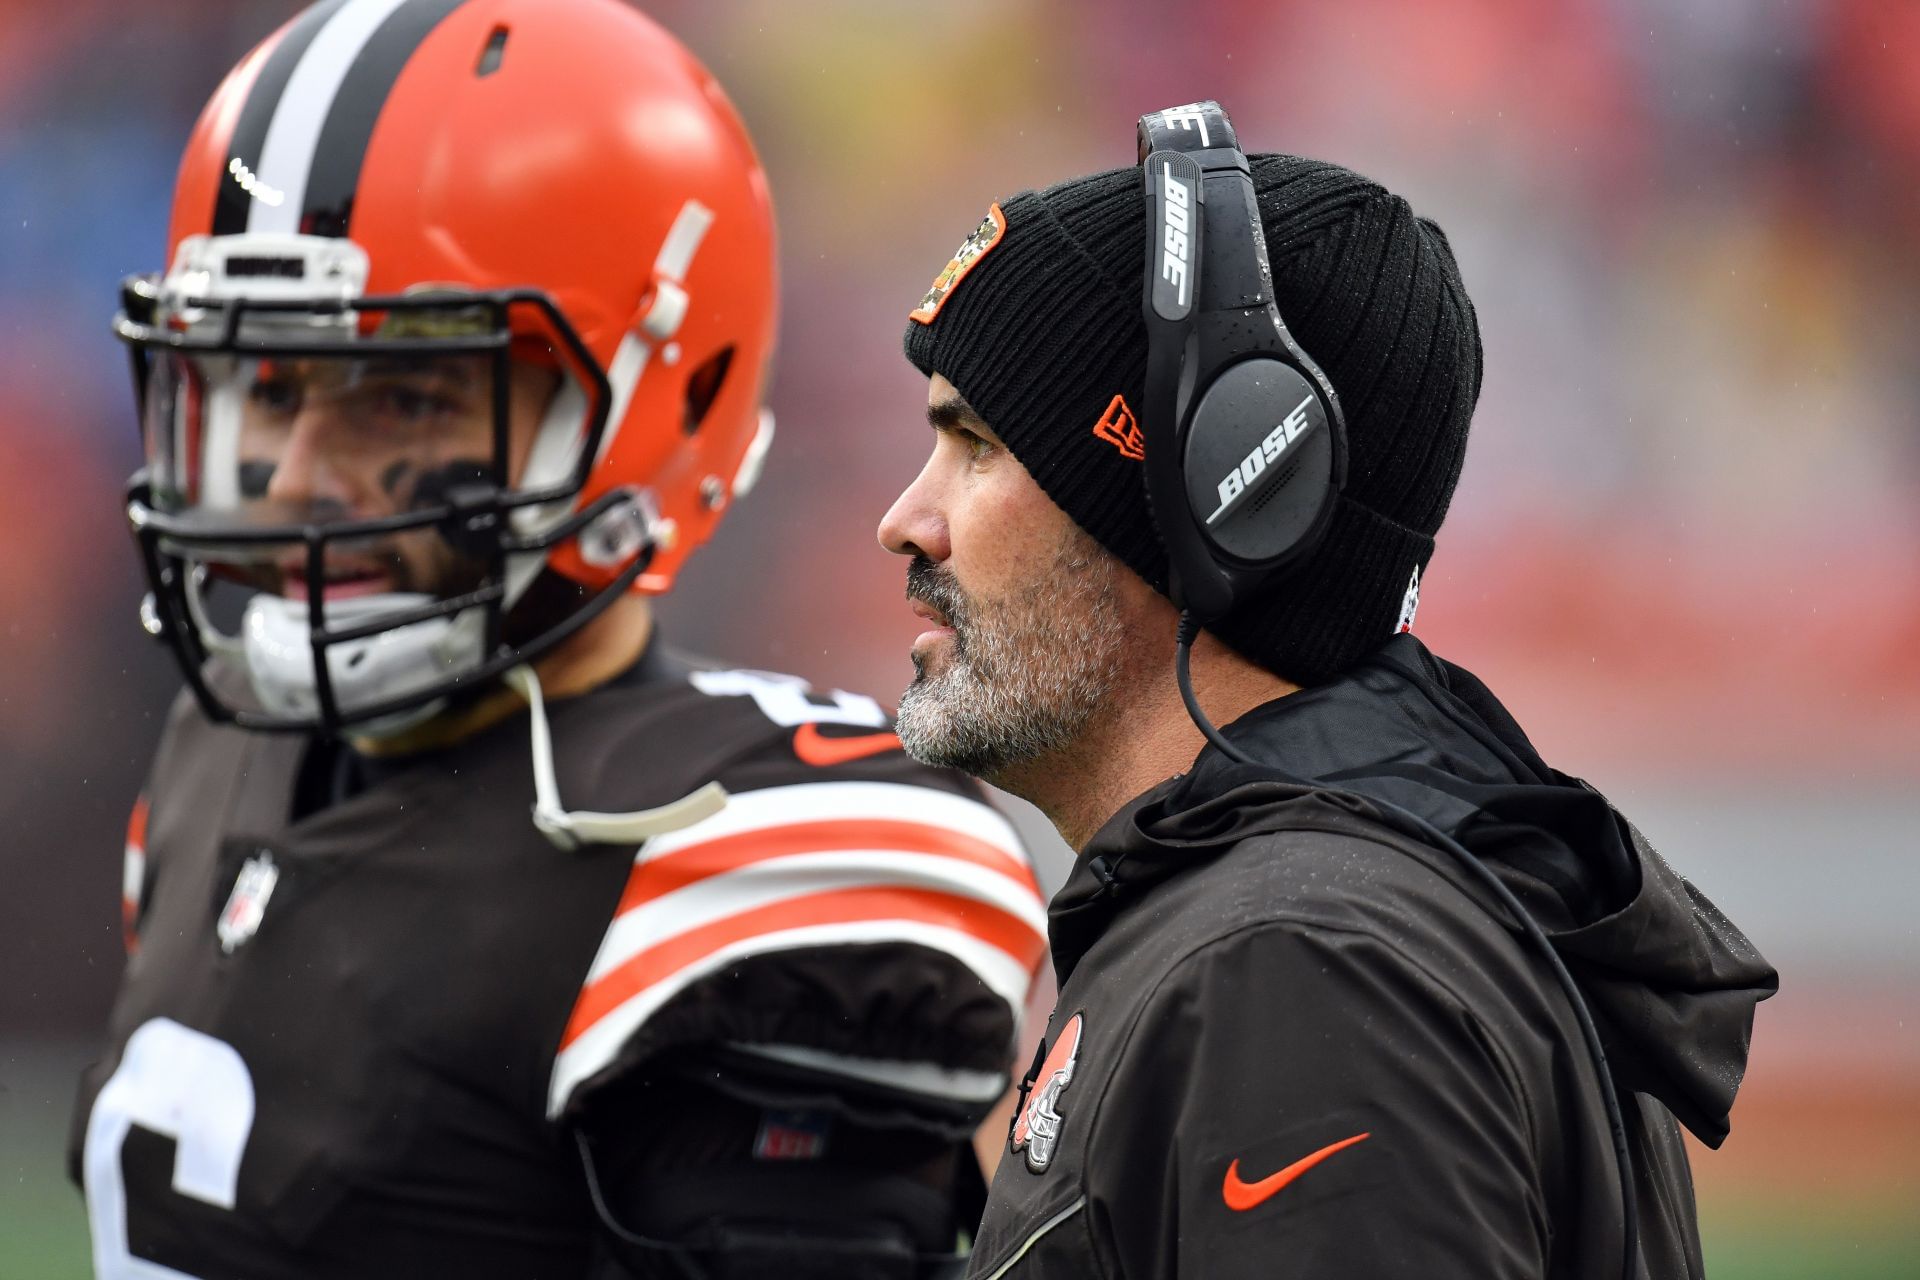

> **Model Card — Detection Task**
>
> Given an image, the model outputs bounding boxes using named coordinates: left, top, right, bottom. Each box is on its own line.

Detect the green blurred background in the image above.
left=2, top=0, right=1915, bottom=1275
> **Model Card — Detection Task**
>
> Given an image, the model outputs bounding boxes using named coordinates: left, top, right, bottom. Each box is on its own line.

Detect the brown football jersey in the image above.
left=71, top=644, right=1045, bottom=1279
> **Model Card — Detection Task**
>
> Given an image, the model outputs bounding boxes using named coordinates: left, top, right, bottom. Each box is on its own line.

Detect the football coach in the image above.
left=878, top=102, right=1777, bottom=1279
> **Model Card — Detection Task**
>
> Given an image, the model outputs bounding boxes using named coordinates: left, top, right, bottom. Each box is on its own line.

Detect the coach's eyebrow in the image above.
left=927, top=395, right=991, bottom=434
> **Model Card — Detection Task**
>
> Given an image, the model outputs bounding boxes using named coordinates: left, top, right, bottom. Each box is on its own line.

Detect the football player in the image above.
left=67, top=2, right=1046, bottom=1277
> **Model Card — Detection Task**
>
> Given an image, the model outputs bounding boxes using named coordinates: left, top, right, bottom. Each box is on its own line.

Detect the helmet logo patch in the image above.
left=1395, top=564, right=1421, bottom=633
left=1011, top=1012, right=1082, bottom=1173
left=909, top=204, right=1006, bottom=325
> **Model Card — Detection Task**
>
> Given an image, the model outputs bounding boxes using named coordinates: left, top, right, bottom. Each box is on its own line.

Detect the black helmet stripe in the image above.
left=212, top=0, right=470, bottom=240
left=300, top=0, right=470, bottom=237
left=211, top=0, right=351, bottom=236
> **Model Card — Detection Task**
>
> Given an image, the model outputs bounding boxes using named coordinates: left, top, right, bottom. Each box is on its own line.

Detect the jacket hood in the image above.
left=1056, top=634, right=1777, bottom=1148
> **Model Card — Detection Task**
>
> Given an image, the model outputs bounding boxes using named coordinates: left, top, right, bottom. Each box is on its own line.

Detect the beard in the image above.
left=895, top=530, right=1126, bottom=782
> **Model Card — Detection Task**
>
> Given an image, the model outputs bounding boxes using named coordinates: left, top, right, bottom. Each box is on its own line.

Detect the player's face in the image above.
left=877, top=375, right=1127, bottom=781
left=229, top=354, right=558, bottom=600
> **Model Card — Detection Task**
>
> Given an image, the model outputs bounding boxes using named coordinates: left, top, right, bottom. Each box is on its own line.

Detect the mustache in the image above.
left=906, top=555, right=967, bottom=630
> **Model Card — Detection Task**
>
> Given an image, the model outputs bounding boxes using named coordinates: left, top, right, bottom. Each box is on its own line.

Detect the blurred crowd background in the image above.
left=2, top=1, right=1914, bottom=1275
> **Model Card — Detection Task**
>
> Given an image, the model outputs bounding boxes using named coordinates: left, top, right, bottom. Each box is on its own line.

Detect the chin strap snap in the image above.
left=505, top=665, right=728, bottom=851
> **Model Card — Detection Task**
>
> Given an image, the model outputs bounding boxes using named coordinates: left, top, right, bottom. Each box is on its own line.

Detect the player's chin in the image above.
left=393, top=549, right=488, bottom=603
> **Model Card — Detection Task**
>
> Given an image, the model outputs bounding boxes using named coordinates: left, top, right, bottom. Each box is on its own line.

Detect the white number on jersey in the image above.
left=83, top=1017, right=257, bottom=1280
left=689, top=668, right=887, bottom=728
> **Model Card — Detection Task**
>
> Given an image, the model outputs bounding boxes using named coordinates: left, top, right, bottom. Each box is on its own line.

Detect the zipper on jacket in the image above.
left=977, top=1196, right=1089, bottom=1280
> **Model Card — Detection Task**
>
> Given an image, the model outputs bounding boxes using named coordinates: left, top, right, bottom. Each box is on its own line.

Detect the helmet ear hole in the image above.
left=681, top=345, right=734, bottom=437
left=475, top=26, right=509, bottom=77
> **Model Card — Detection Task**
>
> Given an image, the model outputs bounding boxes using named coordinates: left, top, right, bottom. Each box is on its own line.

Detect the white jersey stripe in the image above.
left=639, top=781, right=1026, bottom=867
left=583, top=849, right=1047, bottom=985
left=247, top=0, right=412, bottom=235
left=729, top=1042, right=1009, bottom=1105
left=549, top=920, right=1035, bottom=1116
left=121, top=842, right=146, bottom=913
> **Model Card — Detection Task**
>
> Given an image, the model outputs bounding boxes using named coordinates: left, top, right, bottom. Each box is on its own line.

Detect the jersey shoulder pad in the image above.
left=543, top=661, right=905, bottom=822
left=547, top=769, right=1048, bottom=1120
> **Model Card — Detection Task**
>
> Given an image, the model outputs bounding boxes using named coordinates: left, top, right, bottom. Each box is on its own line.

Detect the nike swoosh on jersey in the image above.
left=791, top=723, right=903, bottom=767
left=1221, top=1132, right=1371, bottom=1211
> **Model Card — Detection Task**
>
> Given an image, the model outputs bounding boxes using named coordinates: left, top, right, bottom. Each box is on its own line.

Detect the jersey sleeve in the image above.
left=118, top=688, right=215, bottom=956
left=121, top=794, right=152, bottom=954
left=1086, top=921, right=1549, bottom=1279
left=546, top=670, right=1049, bottom=1128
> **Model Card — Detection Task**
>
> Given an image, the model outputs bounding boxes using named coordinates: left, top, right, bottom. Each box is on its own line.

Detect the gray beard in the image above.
left=895, top=535, right=1125, bottom=783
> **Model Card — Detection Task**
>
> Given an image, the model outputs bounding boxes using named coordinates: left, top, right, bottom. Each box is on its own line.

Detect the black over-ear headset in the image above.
left=1136, top=101, right=1641, bottom=1280
left=1137, top=100, right=1346, bottom=625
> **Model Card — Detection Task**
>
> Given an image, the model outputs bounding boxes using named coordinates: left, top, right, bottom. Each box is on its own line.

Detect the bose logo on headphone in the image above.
left=1156, top=103, right=1214, bottom=146
left=1160, top=162, right=1194, bottom=307
left=1204, top=393, right=1315, bottom=525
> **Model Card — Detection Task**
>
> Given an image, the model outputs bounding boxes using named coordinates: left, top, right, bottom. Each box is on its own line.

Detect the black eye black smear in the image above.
left=379, top=459, right=417, bottom=502
left=237, top=459, right=276, bottom=499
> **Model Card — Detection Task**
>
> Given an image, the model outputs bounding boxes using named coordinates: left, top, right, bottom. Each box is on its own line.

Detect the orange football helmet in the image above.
left=121, top=0, right=777, bottom=733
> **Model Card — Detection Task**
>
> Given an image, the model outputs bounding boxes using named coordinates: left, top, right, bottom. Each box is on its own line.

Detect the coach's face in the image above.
left=877, top=374, right=1128, bottom=783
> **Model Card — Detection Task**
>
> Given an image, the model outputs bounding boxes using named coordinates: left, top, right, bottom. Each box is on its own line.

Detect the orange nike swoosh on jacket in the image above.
left=1221, top=1132, right=1371, bottom=1211
left=791, top=724, right=903, bottom=767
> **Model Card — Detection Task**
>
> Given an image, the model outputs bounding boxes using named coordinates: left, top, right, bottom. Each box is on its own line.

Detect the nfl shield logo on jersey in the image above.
left=217, top=850, right=280, bottom=953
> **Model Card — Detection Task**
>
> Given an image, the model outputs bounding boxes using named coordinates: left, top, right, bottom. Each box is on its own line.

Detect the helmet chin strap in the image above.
left=504, top=664, right=727, bottom=851
left=486, top=322, right=728, bottom=850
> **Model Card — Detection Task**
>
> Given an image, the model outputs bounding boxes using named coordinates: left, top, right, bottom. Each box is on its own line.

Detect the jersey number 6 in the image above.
left=83, top=1017, right=257, bottom=1280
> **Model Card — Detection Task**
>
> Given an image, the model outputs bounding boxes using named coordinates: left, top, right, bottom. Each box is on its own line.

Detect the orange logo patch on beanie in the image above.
left=910, top=203, right=1006, bottom=324
left=1091, top=394, right=1145, bottom=460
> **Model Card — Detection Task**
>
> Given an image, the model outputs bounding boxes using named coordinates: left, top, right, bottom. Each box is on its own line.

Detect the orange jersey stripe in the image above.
left=122, top=795, right=151, bottom=953
left=612, top=818, right=1041, bottom=919
left=126, top=794, right=150, bottom=851
left=561, top=885, right=1047, bottom=1052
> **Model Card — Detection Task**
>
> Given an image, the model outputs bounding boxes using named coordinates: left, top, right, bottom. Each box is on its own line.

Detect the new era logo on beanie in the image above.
left=1092, top=394, right=1144, bottom=461
left=902, top=155, right=1481, bottom=686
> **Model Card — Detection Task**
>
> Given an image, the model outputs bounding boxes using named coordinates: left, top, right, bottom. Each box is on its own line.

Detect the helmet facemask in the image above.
left=122, top=233, right=651, bottom=736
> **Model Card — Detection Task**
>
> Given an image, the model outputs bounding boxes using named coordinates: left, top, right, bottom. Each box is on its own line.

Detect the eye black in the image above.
left=237, top=460, right=276, bottom=499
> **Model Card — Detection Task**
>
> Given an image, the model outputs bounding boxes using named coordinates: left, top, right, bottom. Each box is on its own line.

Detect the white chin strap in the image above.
left=238, top=592, right=486, bottom=737
left=503, top=665, right=728, bottom=851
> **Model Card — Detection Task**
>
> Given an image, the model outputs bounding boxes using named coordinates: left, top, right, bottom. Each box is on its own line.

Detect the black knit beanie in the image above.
left=902, top=154, right=1482, bottom=686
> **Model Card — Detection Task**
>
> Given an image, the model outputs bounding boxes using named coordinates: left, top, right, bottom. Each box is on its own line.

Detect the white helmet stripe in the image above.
left=211, top=0, right=347, bottom=236
left=247, top=0, right=415, bottom=235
